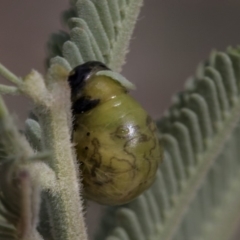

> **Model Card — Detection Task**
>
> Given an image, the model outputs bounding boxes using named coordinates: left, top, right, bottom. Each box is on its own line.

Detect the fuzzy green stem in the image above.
left=27, top=161, right=57, bottom=193
left=36, top=66, right=87, bottom=240
left=0, top=63, right=22, bottom=85
left=0, top=84, right=19, bottom=95
left=0, top=95, right=9, bottom=117
left=19, top=171, right=32, bottom=240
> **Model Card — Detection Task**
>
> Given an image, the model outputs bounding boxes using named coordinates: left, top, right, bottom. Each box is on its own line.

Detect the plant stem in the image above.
left=36, top=68, right=87, bottom=240
left=0, top=95, right=9, bottom=117
left=0, top=84, right=19, bottom=94
left=0, top=63, right=22, bottom=85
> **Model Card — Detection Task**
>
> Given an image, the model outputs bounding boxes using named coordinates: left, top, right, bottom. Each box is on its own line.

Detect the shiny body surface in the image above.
left=69, top=62, right=162, bottom=205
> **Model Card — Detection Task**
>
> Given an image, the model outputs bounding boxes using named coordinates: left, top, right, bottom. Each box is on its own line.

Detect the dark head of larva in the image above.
left=68, top=61, right=110, bottom=97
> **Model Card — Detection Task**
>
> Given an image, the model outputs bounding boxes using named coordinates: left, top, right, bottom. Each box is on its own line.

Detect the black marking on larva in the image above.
left=122, top=127, right=150, bottom=163
left=149, top=137, right=157, bottom=158
left=85, top=146, right=89, bottom=150
left=72, top=97, right=100, bottom=115
left=123, top=137, right=138, bottom=167
left=89, top=138, right=102, bottom=177
left=93, top=178, right=113, bottom=186
left=146, top=115, right=158, bottom=157
left=136, top=133, right=149, bottom=143
left=68, top=61, right=110, bottom=98
left=93, top=181, right=104, bottom=186
left=143, top=152, right=152, bottom=177
left=87, top=132, right=90, bottom=136
left=109, top=157, right=138, bottom=175
left=146, top=115, right=157, bottom=132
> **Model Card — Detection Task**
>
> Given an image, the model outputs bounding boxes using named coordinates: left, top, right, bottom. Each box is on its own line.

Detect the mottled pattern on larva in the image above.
left=74, top=92, right=162, bottom=205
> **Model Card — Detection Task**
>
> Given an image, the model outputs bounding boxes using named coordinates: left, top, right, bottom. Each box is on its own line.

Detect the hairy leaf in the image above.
left=47, top=0, right=143, bottom=72
left=96, top=47, right=240, bottom=240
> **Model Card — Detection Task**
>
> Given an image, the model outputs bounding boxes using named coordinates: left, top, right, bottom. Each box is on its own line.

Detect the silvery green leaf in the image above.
left=25, top=119, right=42, bottom=151
left=47, top=0, right=143, bottom=72
left=96, top=46, right=240, bottom=240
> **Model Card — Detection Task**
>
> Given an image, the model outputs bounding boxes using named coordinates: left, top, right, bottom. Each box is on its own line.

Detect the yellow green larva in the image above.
left=68, top=61, right=163, bottom=205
